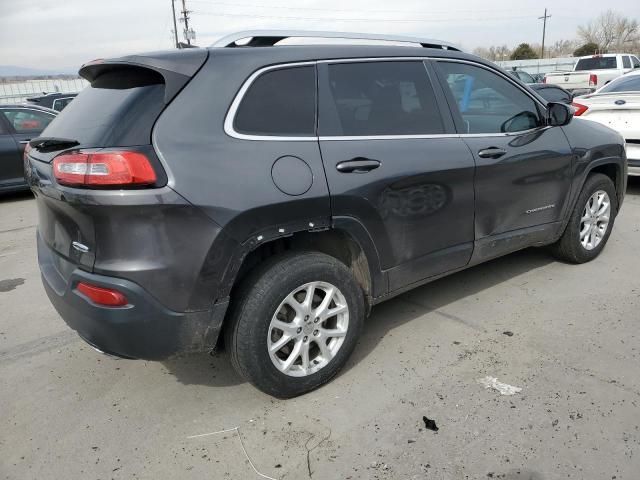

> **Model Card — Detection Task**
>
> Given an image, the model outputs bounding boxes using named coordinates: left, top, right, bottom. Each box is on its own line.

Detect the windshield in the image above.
left=598, top=74, right=640, bottom=93
left=575, top=57, right=617, bottom=71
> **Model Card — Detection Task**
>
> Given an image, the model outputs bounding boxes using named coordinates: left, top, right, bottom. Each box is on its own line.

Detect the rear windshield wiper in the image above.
left=29, top=137, right=80, bottom=153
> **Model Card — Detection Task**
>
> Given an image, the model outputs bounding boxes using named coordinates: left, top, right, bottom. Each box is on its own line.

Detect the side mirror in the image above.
left=547, top=102, right=573, bottom=127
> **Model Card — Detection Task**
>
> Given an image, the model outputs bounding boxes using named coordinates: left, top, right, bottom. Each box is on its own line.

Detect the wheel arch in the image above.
left=222, top=220, right=387, bottom=313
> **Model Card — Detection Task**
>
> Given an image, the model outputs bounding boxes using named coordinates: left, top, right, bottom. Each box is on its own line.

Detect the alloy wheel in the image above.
left=580, top=190, right=610, bottom=251
left=267, top=281, right=349, bottom=377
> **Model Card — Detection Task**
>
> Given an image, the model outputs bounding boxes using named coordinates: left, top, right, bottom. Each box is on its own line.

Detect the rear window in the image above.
left=234, top=66, right=316, bottom=136
left=575, top=57, right=617, bottom=71
left=599, top=74, right=640, bottom=93
left=42, top=67, right=165, bottom=147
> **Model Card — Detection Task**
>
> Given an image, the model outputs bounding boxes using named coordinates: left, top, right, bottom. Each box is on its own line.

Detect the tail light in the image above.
left=542, top=76, right=547, bottom=84
left=571, top=102, right=589, bottom=116
left=589, top=74, right=598, bottom=87
left=76, top=282, right=128, bottom=307
left=53, top=150, right=156, bottom=187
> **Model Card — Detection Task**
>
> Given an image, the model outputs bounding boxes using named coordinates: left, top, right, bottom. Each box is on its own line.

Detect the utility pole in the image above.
left=171, top=0, right=179, bottom=49
left=539, top=8, right=551, bottom=60
left=180, top=0, right=193, bottom=46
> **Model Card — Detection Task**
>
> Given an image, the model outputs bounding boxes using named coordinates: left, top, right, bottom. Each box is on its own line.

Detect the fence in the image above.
left=0, top=77, right=88, bottom=104
left=496, top=57, right=577, bottom=75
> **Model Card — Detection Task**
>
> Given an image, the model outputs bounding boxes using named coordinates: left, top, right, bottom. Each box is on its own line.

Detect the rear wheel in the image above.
left=225, top=251, right=365, bottom=398
left=551, top=173, right=617, bottom=263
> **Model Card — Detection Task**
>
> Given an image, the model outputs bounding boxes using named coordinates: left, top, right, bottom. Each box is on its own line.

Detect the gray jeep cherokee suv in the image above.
left=26, top=31, right=627, bottom=398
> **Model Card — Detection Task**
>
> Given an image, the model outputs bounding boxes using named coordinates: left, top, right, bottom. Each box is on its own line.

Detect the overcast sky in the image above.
left=1, top=0, right=639, bottom=71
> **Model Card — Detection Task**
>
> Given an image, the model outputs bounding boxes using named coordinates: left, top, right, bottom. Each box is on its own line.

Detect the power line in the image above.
left=539, top=8, right=551, bottom=59
left=195, top=10, right=540, bottom=24
left=189, top=0, right=546, bottom=16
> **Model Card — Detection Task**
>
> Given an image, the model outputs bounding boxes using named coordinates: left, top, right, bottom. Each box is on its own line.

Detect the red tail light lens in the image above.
left=53, top=151, right=157, bottom=187
left=571, top=102, right=589, bottom=116
left=542, top=76, right=547, bottom=84
left=77, top=282, right=128, bottom=307
left=589, top=74, right=598, bottom=87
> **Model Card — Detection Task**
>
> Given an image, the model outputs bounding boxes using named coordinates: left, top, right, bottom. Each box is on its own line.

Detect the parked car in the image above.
left=544, top=53, right=640, bottom=94
left=528, top=83, right=573, bottom=104
left=0, top=104, right=56, bottom=193
left=26, top=30, right=627, bottom=398
left=508, top=68, right=536, bottom=83
left=27, top=92, right=78, bottom=111
left=572, top=70, right=640, bottom=176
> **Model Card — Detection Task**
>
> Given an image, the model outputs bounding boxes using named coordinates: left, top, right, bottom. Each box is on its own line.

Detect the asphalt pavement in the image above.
left=2, top=178, right=640, bottom=479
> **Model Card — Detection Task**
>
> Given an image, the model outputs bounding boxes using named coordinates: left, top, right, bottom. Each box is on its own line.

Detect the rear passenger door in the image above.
left=318, top=60, right=476, bottom=291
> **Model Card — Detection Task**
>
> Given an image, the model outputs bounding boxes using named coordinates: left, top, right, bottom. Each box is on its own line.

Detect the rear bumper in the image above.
left=38, top=233, right=228, bottom=360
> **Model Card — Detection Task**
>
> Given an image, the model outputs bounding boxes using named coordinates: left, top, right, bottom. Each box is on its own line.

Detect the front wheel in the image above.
left=225, top=251, right=365, bottom=398
left=551, top=173, right=618, bottom=263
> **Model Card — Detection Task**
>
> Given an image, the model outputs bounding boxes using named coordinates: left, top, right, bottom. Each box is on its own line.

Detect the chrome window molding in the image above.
left=224, top=60, right=318, bottom=142
left=224, top=57, right=548, bottom=142
left=0, top=106, right=56, bottom=117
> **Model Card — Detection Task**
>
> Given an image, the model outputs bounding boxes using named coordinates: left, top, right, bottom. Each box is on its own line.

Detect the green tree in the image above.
left=573, top=42, right=601, bottom=56
left=510, top=43, right=538, bottom=60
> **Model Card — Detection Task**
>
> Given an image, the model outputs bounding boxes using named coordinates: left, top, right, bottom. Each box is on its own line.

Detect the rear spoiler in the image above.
left=79, top=49, right=208, bottom=103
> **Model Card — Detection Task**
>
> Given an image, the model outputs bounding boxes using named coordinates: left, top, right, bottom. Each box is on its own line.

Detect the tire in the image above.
left=224, top=251, right=365, bottom=398
left=551, top=173, right=618, bottom=263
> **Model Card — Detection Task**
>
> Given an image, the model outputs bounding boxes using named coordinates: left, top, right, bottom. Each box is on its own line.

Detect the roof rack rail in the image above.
left=211, top=30, right=462, bottom=51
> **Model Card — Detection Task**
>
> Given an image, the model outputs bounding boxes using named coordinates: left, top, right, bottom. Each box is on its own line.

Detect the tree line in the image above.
left=473, top=10, right=639, bottom=61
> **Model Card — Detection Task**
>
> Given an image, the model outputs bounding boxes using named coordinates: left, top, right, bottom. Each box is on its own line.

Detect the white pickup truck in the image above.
left=544, top=54, right=640, bottom=94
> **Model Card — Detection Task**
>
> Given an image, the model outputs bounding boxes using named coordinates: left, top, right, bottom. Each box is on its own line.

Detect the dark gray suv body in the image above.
left=26, top=32, right=627, bottom=397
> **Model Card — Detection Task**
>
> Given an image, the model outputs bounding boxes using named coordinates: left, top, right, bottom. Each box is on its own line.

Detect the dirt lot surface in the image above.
left=2, top=179, right=640, bottom=479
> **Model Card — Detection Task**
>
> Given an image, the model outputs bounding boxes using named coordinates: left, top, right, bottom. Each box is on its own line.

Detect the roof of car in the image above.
left=0, top=104, right=58, bottom=114
left=207, top=44, right=481, bottom=65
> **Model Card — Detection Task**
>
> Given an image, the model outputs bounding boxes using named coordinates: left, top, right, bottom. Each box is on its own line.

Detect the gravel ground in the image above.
left=1, top=178, right=639, bottom=480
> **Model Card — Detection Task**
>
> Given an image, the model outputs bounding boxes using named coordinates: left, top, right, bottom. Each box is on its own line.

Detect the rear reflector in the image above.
left=571, top=102, right=589, bottom=116
left=77, top=282, right=128, bottom=307
left=53, top=151, right=156, bottom=187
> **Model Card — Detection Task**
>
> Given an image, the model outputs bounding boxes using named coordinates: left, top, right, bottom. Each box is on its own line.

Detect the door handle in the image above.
left=19, top=140, right=31, bottom=144
left=336, top=158, right=381, bottom=173
left=477, top=147, right=507, bottom=159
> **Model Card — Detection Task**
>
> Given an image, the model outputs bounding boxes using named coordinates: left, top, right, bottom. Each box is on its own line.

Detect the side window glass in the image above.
left=320, top=61, right=444, bottom=136
left=633, top=57, right=640, bottom=68
left=438, top=62, right=542, bottom=134
left=2, top=109, right=55, bottom=134
left=622, top=56, right=631, bottom=69
left=234, top=66, right=316, bottom=136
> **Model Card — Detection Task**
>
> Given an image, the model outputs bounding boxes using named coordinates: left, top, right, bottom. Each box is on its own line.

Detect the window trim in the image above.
left=225, top=57, right=547, bottom=141
left=224, top=61, right=318, bottom=141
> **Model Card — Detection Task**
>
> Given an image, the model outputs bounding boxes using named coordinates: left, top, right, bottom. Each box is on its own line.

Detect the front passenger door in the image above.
left=434, top=61, right=574, bottom=252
